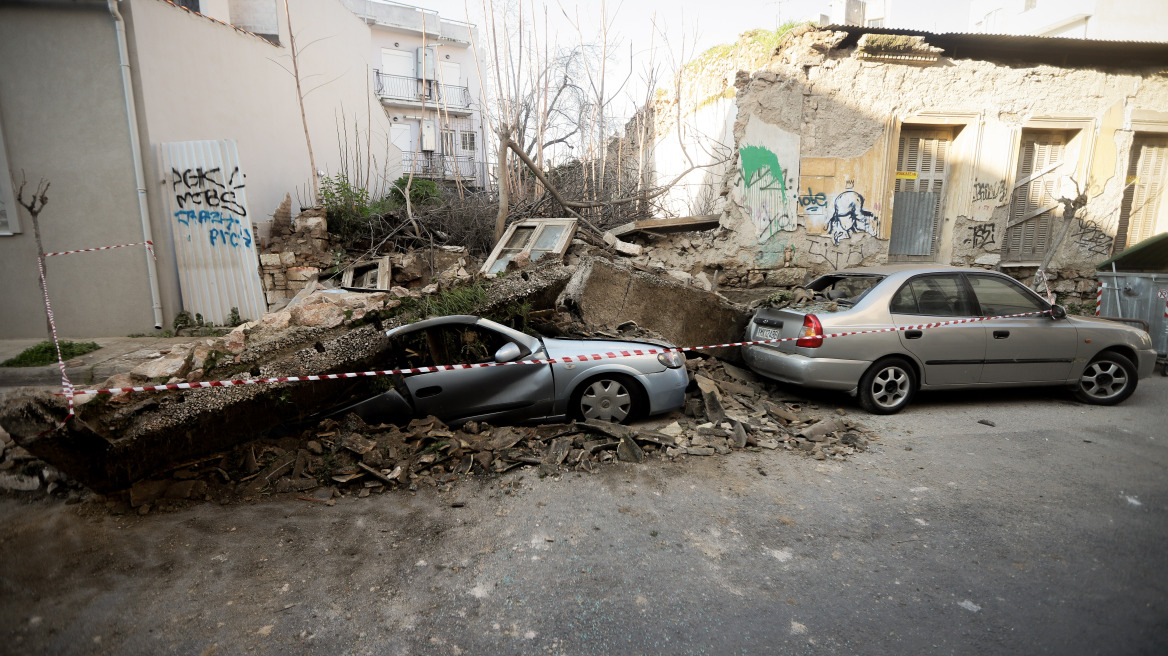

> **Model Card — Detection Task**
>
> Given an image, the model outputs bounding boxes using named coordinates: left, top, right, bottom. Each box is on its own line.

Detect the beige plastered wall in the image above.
left=0, top=0, right=400, bottom=338
left=0, top=5, right=154, bottom=339
left=714, top=32, right=1168, bottom=279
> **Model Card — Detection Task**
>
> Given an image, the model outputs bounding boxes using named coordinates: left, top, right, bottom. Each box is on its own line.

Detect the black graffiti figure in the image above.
left=826, top=191, right=879, bottom=245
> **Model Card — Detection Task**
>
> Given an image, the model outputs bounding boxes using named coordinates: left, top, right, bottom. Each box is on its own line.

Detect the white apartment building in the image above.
left=341, top=0, right=490, bottom=189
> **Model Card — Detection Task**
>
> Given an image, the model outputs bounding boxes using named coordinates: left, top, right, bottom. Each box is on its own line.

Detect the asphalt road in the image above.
left=1, top=376, right=1166, bottom=655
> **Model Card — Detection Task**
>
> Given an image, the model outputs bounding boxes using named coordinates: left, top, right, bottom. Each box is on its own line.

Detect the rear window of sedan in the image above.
left=809, top=274, right=884, bottom=306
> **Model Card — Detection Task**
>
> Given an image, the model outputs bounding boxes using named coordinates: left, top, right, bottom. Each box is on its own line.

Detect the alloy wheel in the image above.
left=1079, top=360, right=1129, bottom=401
left=870, top=365, right=911, bottom=410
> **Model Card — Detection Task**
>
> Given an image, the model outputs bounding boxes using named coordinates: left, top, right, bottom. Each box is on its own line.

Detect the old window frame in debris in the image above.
left=480, top=218, right=577, bottom=276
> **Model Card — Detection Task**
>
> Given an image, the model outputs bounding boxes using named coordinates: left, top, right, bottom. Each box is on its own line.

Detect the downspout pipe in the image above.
left=108, top=0, right=164, bottom=328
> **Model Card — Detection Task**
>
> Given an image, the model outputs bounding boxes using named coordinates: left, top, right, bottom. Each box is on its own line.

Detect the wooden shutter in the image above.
left=1003, top=131, right=1067, bottom=262
left=892, top=128, right=952, bottom=259
left=1114, top=136, right=1168, bottom=253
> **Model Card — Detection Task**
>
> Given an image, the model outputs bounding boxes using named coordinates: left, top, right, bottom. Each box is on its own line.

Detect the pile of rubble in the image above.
left=0, top=350, right=875, bottom=512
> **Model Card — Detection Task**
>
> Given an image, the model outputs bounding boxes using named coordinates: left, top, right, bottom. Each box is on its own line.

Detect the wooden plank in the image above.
left=618, top=215, right=721, bottom=236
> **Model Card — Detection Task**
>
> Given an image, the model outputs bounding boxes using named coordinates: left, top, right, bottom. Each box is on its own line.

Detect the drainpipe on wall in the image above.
left=108, top=0, right=164, bottom=329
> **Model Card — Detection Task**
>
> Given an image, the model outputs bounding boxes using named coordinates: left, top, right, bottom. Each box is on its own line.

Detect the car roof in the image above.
left=827, top=264, right=966, bottom=276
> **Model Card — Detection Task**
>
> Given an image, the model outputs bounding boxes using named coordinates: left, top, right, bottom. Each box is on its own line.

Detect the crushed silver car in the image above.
left=326, top=315, right=689, bottom=426
left=743, top=265, right=1156, bottom=414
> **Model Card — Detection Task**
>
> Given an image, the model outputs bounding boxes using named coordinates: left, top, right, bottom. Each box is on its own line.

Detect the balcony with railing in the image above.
left=374, top=71, right=472, bottom=111
left=402, top=152, right=487, bottom=187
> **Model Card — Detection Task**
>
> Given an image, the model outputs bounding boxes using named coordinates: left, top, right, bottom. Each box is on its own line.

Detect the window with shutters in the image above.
left=1113, top=135, right=1168, bottom=254
left=889, top=128, right=953, bottom=260
left=1002, top=130, right=1068, bottom=262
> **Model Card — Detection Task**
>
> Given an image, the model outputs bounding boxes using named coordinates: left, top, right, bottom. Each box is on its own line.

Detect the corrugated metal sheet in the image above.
left=1097, top=272, right=1168, bottom=358
left=159, top=139, right=266, bottom=325
left=821, top=25, right=1168, bottom=66
left=889, top=191, right=936, bottom=256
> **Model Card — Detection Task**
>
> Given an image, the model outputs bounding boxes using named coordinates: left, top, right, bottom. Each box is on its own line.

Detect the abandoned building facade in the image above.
left=643, top=26, right=1168, bottom=307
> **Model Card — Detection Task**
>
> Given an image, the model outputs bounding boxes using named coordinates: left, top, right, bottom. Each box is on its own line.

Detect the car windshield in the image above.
left=809, top=274, right=884, bottom=306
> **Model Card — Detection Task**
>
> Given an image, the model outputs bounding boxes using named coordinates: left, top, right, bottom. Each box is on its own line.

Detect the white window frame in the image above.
left=460, top=131, right=476, bottom=152
left=480, top=218, right=577, bottom=275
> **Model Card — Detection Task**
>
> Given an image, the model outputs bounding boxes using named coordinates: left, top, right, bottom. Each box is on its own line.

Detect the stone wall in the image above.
left=258, top=196, right=334, bottom=308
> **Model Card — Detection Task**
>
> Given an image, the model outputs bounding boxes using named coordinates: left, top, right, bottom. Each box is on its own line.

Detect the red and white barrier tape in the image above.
left=43, top=240, right=154, bottom=259
left=1035, top=269, right=1055, bottom=305
left=36, top=255, right=75, bottom=422
left=69, top=309, right=1051, bottom=397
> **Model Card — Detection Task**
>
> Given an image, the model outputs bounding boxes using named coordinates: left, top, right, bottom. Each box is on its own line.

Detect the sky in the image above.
left=412, top=0, right=973, bottom=125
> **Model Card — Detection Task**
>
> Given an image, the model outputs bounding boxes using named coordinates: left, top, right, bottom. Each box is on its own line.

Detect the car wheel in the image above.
left=858, top=357, right=917, bottom=415
left=1073, top=352, right=1138, bottom=405
left=571, top=374, right=640, bottom=424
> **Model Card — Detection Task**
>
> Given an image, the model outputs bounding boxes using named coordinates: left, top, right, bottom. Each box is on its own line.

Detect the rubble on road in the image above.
left=0, top=350, right=876, bottom=511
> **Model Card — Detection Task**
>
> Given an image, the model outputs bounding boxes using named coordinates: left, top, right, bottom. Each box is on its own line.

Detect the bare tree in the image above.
left=16, top=176, right=55, bottom=340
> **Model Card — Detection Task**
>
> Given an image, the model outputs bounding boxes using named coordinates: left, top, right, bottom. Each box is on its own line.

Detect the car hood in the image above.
left=540, top=337, right=673, bottom=359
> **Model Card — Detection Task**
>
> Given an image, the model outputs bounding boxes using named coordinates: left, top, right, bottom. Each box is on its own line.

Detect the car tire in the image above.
left=570, top=373, right=642, bottom=424
left=858, top=357, right=917, bottom=415
left=1073, top=351, right=1138, bottom=405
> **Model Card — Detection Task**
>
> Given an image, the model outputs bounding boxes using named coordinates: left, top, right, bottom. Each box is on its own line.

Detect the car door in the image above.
left=401, top=323, right=555, bottom=423
left=966, top=274, right=1077, bottom=383
left=890, top=273, right=986, bottom=386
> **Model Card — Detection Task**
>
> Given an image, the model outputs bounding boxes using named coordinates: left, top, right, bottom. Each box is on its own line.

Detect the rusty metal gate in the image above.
left=158, top=139, right=266, bottom=325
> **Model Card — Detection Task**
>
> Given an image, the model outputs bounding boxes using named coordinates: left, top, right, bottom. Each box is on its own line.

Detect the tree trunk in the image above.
left=494, top=124, right=511, bottom=244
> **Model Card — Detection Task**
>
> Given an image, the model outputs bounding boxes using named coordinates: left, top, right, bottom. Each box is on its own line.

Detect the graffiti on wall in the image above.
left=825, top=190, right=879, bottom=245
left=963, top=223, right=997, bottom=250
left=971, top=178, right=1007, bottom=222
left=1071, top=216, right=1112, bottom=256
left=807, top=236, right=879, bottom=271
left=170, top=166, right=252, bottom=249
left=735, top=144, right=798, bottom=240
left=731, top=117, right=800, bottom=244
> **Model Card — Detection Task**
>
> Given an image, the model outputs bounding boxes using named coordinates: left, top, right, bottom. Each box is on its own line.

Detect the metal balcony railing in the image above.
left=402, top=152, right=487, bottom=186
left=374, top=71, right=472, bottom=108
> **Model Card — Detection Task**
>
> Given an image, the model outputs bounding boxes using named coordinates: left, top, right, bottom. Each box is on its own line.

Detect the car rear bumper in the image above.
left=643, top=366, right=690, bottom=415
left=742, top=345, right=870, bottom=391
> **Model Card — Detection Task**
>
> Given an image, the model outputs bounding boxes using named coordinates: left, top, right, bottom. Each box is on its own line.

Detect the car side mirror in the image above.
left=1050, top=304, right=1067, bottom=320
left=494, top=342, right=522, bottom=363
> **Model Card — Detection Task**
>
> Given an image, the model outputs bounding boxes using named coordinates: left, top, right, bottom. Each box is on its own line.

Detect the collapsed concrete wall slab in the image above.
left=0, top=265, right=573, bottom=493
left=557, top=257, right=751, bottom=359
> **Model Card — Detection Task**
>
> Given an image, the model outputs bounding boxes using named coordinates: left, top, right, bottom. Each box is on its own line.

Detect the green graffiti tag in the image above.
left=739, top=145, right=788, bottom=199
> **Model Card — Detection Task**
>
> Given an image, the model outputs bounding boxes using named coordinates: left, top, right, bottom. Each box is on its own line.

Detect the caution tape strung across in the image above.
left=36, top=254, right=75, bottom=421
left=43, top=241, right=154, bottom=259
left=69, top=309, right=1051, bottom=397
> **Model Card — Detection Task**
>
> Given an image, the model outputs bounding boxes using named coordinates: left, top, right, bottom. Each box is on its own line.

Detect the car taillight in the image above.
left=796, top=314, right=824, bottom=348
left=657, top=350, right=685, bottom=369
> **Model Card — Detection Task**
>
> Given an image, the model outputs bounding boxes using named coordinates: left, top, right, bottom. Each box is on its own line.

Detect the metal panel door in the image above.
left=1003, top=131, right=1067, bottom=262
left=159, top=139, right=266, bottom=325
left=889, top=129, right=952, bottom=260
left=1114, top=136, right=1168, bottom=253
left=888, top=191, right=938, bottom=256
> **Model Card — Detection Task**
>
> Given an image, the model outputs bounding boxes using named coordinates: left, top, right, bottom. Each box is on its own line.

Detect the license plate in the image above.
left=756, top=327, right=782, bottom=341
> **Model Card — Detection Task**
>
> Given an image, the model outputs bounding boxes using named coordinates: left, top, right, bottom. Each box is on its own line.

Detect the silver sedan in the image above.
left=743, top=265, right=1156, bottom=414
left=325, top=315, right=689, bottom=426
